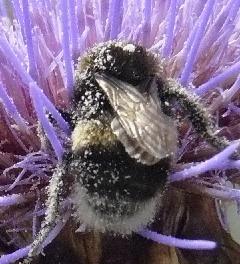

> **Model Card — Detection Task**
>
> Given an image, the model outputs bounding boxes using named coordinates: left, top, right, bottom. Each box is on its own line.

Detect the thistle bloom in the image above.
left=0, top=0, right=240, bottom=263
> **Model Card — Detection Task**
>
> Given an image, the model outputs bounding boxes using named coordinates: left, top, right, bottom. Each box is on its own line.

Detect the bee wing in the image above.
left=95, top=74, right=177, bottom=165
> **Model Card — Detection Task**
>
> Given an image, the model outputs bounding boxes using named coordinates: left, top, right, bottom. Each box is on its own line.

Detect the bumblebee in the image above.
left=26, top=41, right=229, bottom=260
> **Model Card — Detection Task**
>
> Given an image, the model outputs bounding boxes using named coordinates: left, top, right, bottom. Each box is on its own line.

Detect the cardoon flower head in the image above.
left=0, top=0, right=240, bottom=263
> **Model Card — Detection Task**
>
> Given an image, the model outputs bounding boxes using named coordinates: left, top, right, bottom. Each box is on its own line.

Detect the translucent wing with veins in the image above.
left=95, top=74, right=177, bottom=165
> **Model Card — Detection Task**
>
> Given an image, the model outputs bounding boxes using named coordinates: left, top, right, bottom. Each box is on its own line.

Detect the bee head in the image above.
left=81, top=41, right=158, bottom=86
left=73, top=41, right=160, bottom=119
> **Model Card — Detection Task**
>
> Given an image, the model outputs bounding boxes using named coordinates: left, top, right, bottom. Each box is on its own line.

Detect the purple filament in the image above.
left=0, top=211, right=70, bottom=264
left=60, top=0, right=74, bottom=95
left=180, top=0, right=215, bottom=86
left=0, top=208, right=45, bottom=229
left=0, top=36, right=69, bottom=158
left=170, top=141, right=240, bottom=182
left=0, top=246, right=30, bottom=264
left=222, top=0, right=240, bottom=28
left=3, top=151, right=55, bottom=172
left=191, top=180, right=240, bottom=201
left=109, top=0, right=123, bottom=39
left=44, top=0, right=52, bottom=10
left=7, top=169, right=27, bottom=191
left=139, top=229, right=216, bottom=250
left=142, top=0, right=152, bottom=47
left=2, top=111, right=29, bottom=152
left=29, top=84, right=64, bottom=160
left=196, top=60, right=240, bottom=95
left=162, top=0, right=178, bottom=57
left=78, top=27, right=90, bottom=54
left=229, top=104, right=240, bottom=115
left=0, top=83, right=28, bottom=132
left=22, top=0, right=37, bottom=79
left=11, top=0, right=26, bottom=41
left=220, top=75, right=240, bottom=105
left=0, top=36, right=30, bottom=85
left=41, top=93, right=70, bottom=133
left=0, top=194, right=26, bottom=207
left=0, top=2, right=7, bottom=17
left=68, top=0, right=79, bottom=56
left=199, top=0, right=235, bottom=53
left=76, top=0, right=85, bottom=35
left=100, top=0, right=109, bottom=29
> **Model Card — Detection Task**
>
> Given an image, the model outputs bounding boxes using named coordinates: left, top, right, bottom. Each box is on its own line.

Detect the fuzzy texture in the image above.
left=23, top=39, right=240, bottom=262
left=0, top=0, right=240, bottom=263
left=72, top=183, right=161, bottom=234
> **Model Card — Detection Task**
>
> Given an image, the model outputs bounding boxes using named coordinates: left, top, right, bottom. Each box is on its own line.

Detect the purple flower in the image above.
left=0, top=0, right=240, bottom=263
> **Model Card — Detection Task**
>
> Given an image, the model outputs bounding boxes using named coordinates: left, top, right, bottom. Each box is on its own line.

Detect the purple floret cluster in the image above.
left=0, top=0, right=240, bottom=263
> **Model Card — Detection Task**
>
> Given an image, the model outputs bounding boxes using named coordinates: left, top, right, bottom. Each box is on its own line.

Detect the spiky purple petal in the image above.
left=0, top=211, right=70, bottom=264
left=11, top=0, right=26, bottom=43
left=29, top=87, right=63, bottom=159
left=142, top=0, right=152, bottom=47
left=60, top=0, right=74, bottom=95
left=109, top=0, right=123, bottom=40
left=196, top=61, right=240, bottom=95
left=0, top=194, right=26, bottom=207
left=0, top=245, right=30, bottom=264
left=22, top=0, right=37, bottom=79
left=180, top=0, right=215, bottom=86
left=0, top=0, right=240, bottom=258
left=170, top=141, right=240, bottom=182
left=0, top=83, right=28, bottom=131
left=162, top=0, right=178, bottom=57
left=68, top=0, right=79, bottom=56
left=139, top=229, right=217, bottom=250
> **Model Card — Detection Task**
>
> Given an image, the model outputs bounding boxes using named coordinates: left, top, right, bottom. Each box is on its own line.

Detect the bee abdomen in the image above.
left=69, top=144, right=169, bottom=234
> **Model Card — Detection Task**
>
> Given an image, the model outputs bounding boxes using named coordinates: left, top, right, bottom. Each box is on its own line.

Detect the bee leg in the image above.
left=156, top=77, right=230, bottom=150
left=23, top=165, right=64, bottom=263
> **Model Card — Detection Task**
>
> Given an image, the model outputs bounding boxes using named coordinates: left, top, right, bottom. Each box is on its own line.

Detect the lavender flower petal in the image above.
left=7, top=169, right=27, bottom=191
left=210, top=74, right=240, bottom=112
left=11, top=0, right=24, bottom=32
left=188, top=180, right=240, bottom=201
left=0, top=245, right=30, bottom=264
left=22, top=0, right=37, bottom=79
left=162, top=0, right=178, bottom=57
left=141, top=0, right=152, bottom=47
left=79, top=27, right=90, bottom=54
left=0, top=0, right=240, bottom=261
left=0, top=194, right=26, bottom=207
left=60, top=0, right=74, bottom=95
left=0, top=83, right=28, bottom=132
left=196, top=61, right=240, bottom=95
left=0, top=211, right=70, bottom=264
left=0, top=3, right=6, bottom=17
left=139, top=229, right=217, bottom=250
left=198, top=0, right=238, bottom=56
left=29, top=83, right=64, bottom=160
left=180, top=0, right=215, bottom=86
left=0, top=36, right=69, bottom=143
left=170, top=141, right=240, bottom=182
left=68, top=0, right=78, bottom=56
left=109, top=0, right=123, bottom=39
